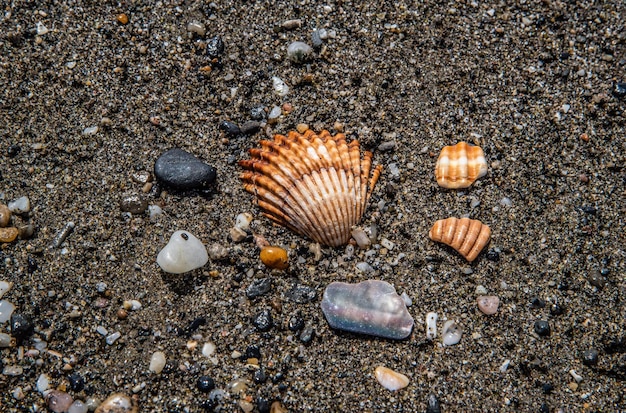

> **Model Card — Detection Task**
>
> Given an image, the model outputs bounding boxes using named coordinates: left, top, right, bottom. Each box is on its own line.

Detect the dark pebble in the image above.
left=582, top=348, right=599, bottom=366
left=253, top=309, right=273, bottom=332
left=250, top=106, right=266, bottom=120
left=539, top=403, right=550, bottom=413
left=244, top=344, right=261, bottom=360
left=288, top=315, right=304, bottom=331
left=240, top=121, right=262, bottom=135
left=299, top=326, right=315, bottom=344
left=530, top=297, right=545, bottom=309
left=426, top=393, right=441, bottom=413
left=257, top=397, right=271, bottom=413
left=580, top=205, right=597, bottom=214
left=186, top=317, right=206, bottom=334
left=7, top=144, right=21, bottom=157
left=119, top=194, right=148, bottom=214
left=254, top=369, right=267, bottom=384
left=205, top=35, right=224, bottom=59
left=542, top=383, right=554, bottom=394
left=534, top=320, right=551, bottom=336
left=587, top=270, right=606, bottom=289
left=272, top=372, right=284, bottom=383
left=486, top=248, right=500, bottom=261
left=219, top=120, right=241, bottom=136
left=284, top=284, right=316, bottom=303
left=612, top=81, right=626, bottom=98
left=311, top=30, right=323, bottom=48
left=154, top=148, right=216, bottom=190
left=27, top=256, right=38, bottom=274
left=246, top=278, right=272, bottom=299
left=68, top=372, right=85, bottom=392
left=197, top=375, right=215, bottom=393
left=600, top=268, right=610, bottom=276
left=549, top=303, right=564, bottom=316
left=10, top=313, right=33, bottom=340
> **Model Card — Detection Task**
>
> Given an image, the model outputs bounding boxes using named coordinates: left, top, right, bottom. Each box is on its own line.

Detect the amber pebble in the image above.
left=260, top=246, right=289, bottom=270
left=0, top=227, right=18, bottom=243
left=270, top=402, right=287, bottom=413
left=374, top=366, right=410, bottom=391
left=116, top=13, right=129, bottom=25
left=0, top=204, right=10, bottom=227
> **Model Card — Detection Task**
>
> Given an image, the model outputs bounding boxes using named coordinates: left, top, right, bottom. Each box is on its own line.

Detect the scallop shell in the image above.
left=239, top=129, right=382, bottom=247
left=429, top=217, right=491, bottom=262
left=435, top=142, right=487, bottom=188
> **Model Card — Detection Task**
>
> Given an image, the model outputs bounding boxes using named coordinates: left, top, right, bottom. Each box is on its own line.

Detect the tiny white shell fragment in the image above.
left=157, top=230, right=208, bottom=274
left=83, top=126, right=99, bottom=135
left=202, top=342, right=216, bottom=358
left=374, top=366, right=409, bottom=391
left=442, top=320, right=463, bottom=346
left=271, top=76, right=289, bottom=96
left=149, top=351, right=166, bottom=374
left=569, top=369, right=583, bottom=383
left=235, top=213, right=253, bottom=231
left=426, top=312, right=438, bottom=340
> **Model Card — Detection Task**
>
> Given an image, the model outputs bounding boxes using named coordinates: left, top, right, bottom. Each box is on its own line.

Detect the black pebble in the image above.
left=27, top=256, right=38, bottom=273
left=244, top=344, right=261, bottom=360
left=486, top=249, right=500, bottom=261
left=253, top=309, right=273, bottom=332
left=534, top=320, right=551, bottom=336
left=539, top=403, right=550, bottom=413
left=68, top=372, right=85, bottom=392
left=197, top=375, right=215, bottom=393
left=240, top=121, right=261, bottom=135
left=530, top=297, right=545, bottom=309
left=205, top=36, right=224, bottom=59
left=542, top=383, right=554, bottom=394
left=299, top=326, right=315, bottom=344
left=254, top=369, right=267, bottom=384
left=257, top=397, right=271, bottom=413
left=10, top=313, right=33, bottom=340
left=186, top=317, right=206, bottom=334
left=612, top=81, right=626, bottom=98
left=587, top=270, right=606, bottom=289
left=426, top=394, right=441, bottom=413
left=250, top=106, right=266, bottom=120
left=154, top=148, right=216, bottom=190
left=582, top=349, right=599, bottom=366
left=219, top=121, right=240, bottom=136
left=7, top=144, right=21, bottom=157
left=272, top=372, right=284, bottom=383
left=580, top=205, right=597, bottom=214
left=246, top=278, right=272, bottom=299
left=284, top=284, right=316, bottom=304
left=288, top=315, right=304, bottom=331
left=549, top=303, right=564, bottom=316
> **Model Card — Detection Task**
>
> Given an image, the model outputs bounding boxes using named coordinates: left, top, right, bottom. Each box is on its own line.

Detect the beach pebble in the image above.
left=260, top=246, right=289, bottom=270
left=442, top=320, right=462, bottom=346
left=582, top=349, right=599, bottom=366
left=157, top=231, right=208, bottom=274
left=534, top=320, right=551, bottom=336
left=46, top=390, right=74, bottom=413
left=0, top=227, right=18, bottom=243
left=154, top=149, right=216, bottom=189
left=187, top=22, right=206, bottom=37
left=426, top=312, right=438, bottom=340
left=197, top=375, right=215, bottom=392
left=282, top=19, right=302, bottom=30
left=68, top=400, right=88, bottom=413
left=0, top=300, right=15, bottom=323
left=94, top=393, right=137, bottom=413
left=351, top=228, right=371, bottom=249
left=229, top=226, right=247, bottom=242
left=119, top=194, right=147, bottom=214
left=321, top=280, right=414, bottom=340
left=240, top=121, right=261, bottom=135
left=426, top=394, right=441, bottom=413
left=149, top=351, right=166, bottom=374
left=477, top=296, right=500, bottom=315
left=0, top=281, right=12, bottom=298
left=8, top=197, right=30, bottom=214
left=246, top=278, right=272, bottom=299
left=207, top=243, right=229, bottom=260
left=205, top=35, right=225, bottom=59
left=36, top=373, right=50, bottom=393
left=374, top=366, right=410, bottom=391
left=10, top=313, right=33, bottom=340
left=202, top=342, right=216, bottom=358
left=272, top=76, right=289, bottom=96
left=0, top=204, right=10, bottom=227
left=287, top=41, right=312, bottom=63
left=285, top=284, right=316, bottom=303
left=235, top=213, right=253, bottom=230
left=219, top=120, right=241, bottom=136
left=253, top=309, right=273, bottom=332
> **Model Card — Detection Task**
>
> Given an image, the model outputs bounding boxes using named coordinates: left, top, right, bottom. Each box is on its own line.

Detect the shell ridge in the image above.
left=309, top=169, right=344, bottom=245
left=317, top=168, right=349, bottom=245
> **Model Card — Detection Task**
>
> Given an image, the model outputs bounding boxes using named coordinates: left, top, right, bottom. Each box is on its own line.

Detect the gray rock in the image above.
left=154, top=149, right=216, bottom=189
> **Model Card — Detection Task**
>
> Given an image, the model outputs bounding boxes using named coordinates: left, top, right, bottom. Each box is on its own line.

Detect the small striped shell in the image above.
left=239, top=129, right=382, bottom=247
left=429, top=217, right=491, bottom=262
left=435, top=142, right=487, bottom=189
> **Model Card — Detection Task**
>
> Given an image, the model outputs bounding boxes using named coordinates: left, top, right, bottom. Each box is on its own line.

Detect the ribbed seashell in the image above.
left=239, top=129, right=382, bottom=247
left=435, top=142, right=487, bottom=188
left=429, top=217, right=491, bottom=262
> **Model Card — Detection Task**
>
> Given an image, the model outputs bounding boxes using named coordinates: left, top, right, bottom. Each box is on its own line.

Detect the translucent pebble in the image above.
left=149, top=351, right=166, bottom=374
left=388, top=163, right=400, bottom=178
left=148, top=205, right=162, bottom=220
left=442, top=320, right=462, bottom=346
left=12, top=387, right=24, bottom=400
left=351, top=228, right=371, bottom=249
left=105, top=332, right=121, bottom=345
left=500, top=197, right=513, bottom=207
left=400, top=292, right=412, bottom=307
left=0, top=300, right=15, bottom=323
left=272, top=76, right=289, bottom=97
left=36, top=373, right=51, bottom=393
left=375, top=366, right=410, bottom=391
left=499, top=359, right=511, bottom=373
left=8, top=196, right=30, bottom=214
left=238, top=400, right=254, bottom=413
left=380, top=238, right=395, bottom=250
left=268, top=106, right=281, bottom=119
left=156, top=230, right=208, bottom=274
left=321, top=280, right=414, bottom=340
left=202, top=342, right=216, bottom=358
left=426, top=312, right=438, bottom=340
left=186, top=22, right=206, bottom=36
left=355, top=262, right=374, bottom=273
left=475, top=285, right=488, bottom=296
left=234, top=213, right=253, bottom=230
left=68, top=400, right=89, bottom=413
left=287, top=41, right=312, bottom=63
left=94, top=393, right=136, bottom=413
left=0, top=281, right=12, bottom=298
left=477, top=296, right=500, bottom=315
left=36, top=22, right=49, bottom=35
left=46, top=390, right=74, bottom=413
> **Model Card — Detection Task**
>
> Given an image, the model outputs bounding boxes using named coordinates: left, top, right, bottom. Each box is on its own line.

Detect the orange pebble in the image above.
left=0, top=227, right=18, bottom=243
left=260, top=246, right=289, bottom=270
left=580, top=133, right=589, bottom=142
left=117, top=13, right=129, bottom=25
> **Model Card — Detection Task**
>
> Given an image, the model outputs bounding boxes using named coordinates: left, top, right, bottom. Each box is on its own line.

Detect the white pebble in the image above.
left=351, top=228, right=371, bottom=249
left=149, top=351, right=166, bottom=374
left=380, top=238, right=395, bottom=250
left=186, top=22, right=206, bottom=36
left=96, top=326, right=108, bottom=336
left=271, top=76, right=289, bottom=97
left=268, top=106, right=281, bottom=119
left=105, top=332, right=121, bottom=345
left=36, top=373, right=50, bottom=393
left=148, top=205, right=162, bottom=220
left=442, top=320, right=463, bottom=346
left=157, top=230, right=209, bottom=274
left=499, top=359, right=511, bottom=373
left=374, top=366, right=409, bottom=391
left=426, top=312, right=438, bottom=340
left=475, top=285, right=488, bottom=295
left=355, top=262, right=374, bottom=273
left=12, top=387, right=24, bottom=400
left=0, top=281, right=13, bottom=299
left=202, top=342, right=216, bottom=358
left=234, top=213, right=253, bottom=231
left=68, top=400, right=88, bottom=413
left=2, top=365, right=23, bottom=375
left=82, top=126, right=99, bottom=135
left=36, top=22, right=49, bottom=35
left=287, top=41, right=312, bottom=63
left=500, top=197, right=513, bottom=207
left=8, top=196, right=30, bottom=214
left=569, top=369, right=583, bottom=383
left=400, top=292, right=412, bottom=307
left=388, top=163, right=400, bottom=178
left=0, top=300, right=15, bottom=323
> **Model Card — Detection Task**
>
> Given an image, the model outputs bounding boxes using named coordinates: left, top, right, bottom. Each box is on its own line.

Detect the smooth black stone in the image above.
left=542, top=383, right=554, bottom=394
left=10, top=313, right=33, bottom=340
left=284, top=284, right=316, bottom=304
left=68, top=372, right=85, bottom=392
left=27, top=256, right=38, bottom=274
left=240, top=121, right=261, bottom=135
left=250, top=106, right=266, bottom=120
left=580, top=206, right=597, bottom=214
left=244, top=344, right=261, bottom=360
left=299, top=326, right=315, bottom=344
left=272, top=372, right=284, bottom=383
left=426, top=394, right=441, bottom=413
left=530, top=297, right=545, bottom=309
left=582, top=349, right=599, bottom=366
left=219, top=120, right=240, bottom=136
left=587, top=270, right=606, bottom=289
left=7, top=144, right=21, bottom=157
left=246, top=278, right=272, bottom=299
left=154, top=148, right=216, bottom=190
left=197, top=375, right=215, bottom=393
left=288, top=315, right=304, bottom=331
left=540, top=403, right=550, bottom=413
left=549, top=304, right=564, bottom=316
left=486, top=249, right=500, bottom=261
left=253, top=309, right=273, bottom=332
left=534, top=320, right=551, bottom=336
left=612, top=81, right=626, bottom=98
left=206, top=36, right=224, bottom=59
left=256, top=397, right=270, bottom=413
left=186, top=317, right=206, bottom=334
left=253, top=369, right=267, bottom=384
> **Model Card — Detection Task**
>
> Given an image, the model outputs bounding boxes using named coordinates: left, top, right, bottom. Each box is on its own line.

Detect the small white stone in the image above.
left=36, top=22, right=49, bottom=35
left=105, top=332, right=121, bottom=345
left=287, top=41, right=312, bottom=63
left=442, top=320, right=462, bottom=346
left=36, top=373, right=50, bottom=393
left=351, top=228, right=371, bottom=249
left=157, top=231, right=208, bottom=274
left=186, top=22, right=206, bottom=36
left=499, top=359, right=511, bottom=373
left=268, top=106, right=281, bottom=119
left=272, top=76, right=289, bottom=97
left=426, top=312, right=438, bottom=340
left=68, top=400, right=88, bottom=413
left=148, top=205, right=162, bottom=220
left=380, top=238, right=395, bottom=250
left=0, top=300, right=15, bottom=323
left=149, top=351, right=166, bottom=374
left=569, top=369, right=583, bottom=383
left=374, top=366, right=409, bottom=391
left=475, top=285, right=488, bottom=295
left=82, top=126, right=99, bottom=135
left=234, top=213, right=253, bottom=231
left=400, top=292, right=412, bottom=307
left=8, top=196, right=30, bottom=214
left=0, top=281, right=13, bottom=299
left=202, top=342, right=216, bottom=358
left=12, top=387, right=24, bottom=400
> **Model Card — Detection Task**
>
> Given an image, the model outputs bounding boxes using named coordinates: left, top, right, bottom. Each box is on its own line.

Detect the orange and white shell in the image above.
left=429, top=217, right=491, bottom=262
left=239, top=129, right=382, bottom=247
left=435, top=142, right=487, bottom=189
